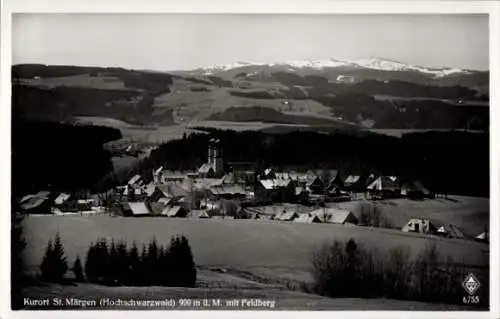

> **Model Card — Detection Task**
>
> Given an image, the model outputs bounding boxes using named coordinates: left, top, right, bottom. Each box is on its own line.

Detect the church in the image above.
left=198, top=138, right=225, bottom=178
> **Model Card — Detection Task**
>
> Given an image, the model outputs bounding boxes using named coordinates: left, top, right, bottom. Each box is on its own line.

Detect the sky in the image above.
left=12, top=14, right=489, bottom=71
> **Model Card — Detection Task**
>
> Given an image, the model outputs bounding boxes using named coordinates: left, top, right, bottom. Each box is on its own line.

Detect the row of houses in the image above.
left=401, top=217, right=489, bottom=243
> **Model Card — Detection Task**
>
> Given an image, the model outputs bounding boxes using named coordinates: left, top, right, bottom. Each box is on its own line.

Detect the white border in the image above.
left=1, top=1, right=499, bottom=319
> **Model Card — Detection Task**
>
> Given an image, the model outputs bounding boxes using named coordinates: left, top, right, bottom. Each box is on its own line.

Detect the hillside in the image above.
left=12, top=61, right=489, bottom=131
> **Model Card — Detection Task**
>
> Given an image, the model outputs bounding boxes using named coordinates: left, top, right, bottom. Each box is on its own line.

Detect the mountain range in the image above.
left=11, top=58, right=489, bottom=133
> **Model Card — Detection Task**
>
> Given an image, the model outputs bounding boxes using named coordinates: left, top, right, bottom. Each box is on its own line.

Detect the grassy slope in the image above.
left=23, top=211, right=488, bottom=283
left=335, top=196, right=489, bottom=235
left=152, top=77, right=333, bottom=123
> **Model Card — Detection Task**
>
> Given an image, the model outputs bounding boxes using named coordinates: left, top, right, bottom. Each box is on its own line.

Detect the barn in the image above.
left=402, top=217, right=438, bottom=234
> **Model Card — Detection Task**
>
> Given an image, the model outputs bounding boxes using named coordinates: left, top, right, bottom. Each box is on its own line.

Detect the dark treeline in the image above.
left=312, top=238, right=489, bottom=308
left=11, top=116, right=121, bottom=199
left=142, top=129, right=488, bottom=197
left=270, top=72, right=487, bottom=101
left=12, top=64, right=173, bottom=95
left=12, top=85, right=175, bottom=126
left=314, top=94, right=488, bottom=130
left=84, top=236, right=196, bottom=287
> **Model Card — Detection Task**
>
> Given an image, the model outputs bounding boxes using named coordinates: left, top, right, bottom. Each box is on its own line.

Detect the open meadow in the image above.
left=23, top=210, right=489, bottom=284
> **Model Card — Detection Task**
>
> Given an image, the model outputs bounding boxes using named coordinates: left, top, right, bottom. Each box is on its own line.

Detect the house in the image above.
left=310, top=208, right=358, bottom=224
left=208, top=184, right=246, bottom=200
left=342, top=174, right=375, bottom=199
left=402, top=217, right=438, bottom=234
left=308, top=169, right=344, bottom=191
left=162, top=205, right=187, bottom=217
left=19, top=193, right=52, bottom=214
left=187, top=210, right=210, bottom=219
left=256, top=179, right=296, bottom=202
left=122, top=202, right=151, bottom=217
left=367, top=176, right=401, bottom=199
left=401, top=180, right=432, bottom=199
left=293, top=213, right=322, bottom=224
left=474, top=231, right=489, bottom=243
left=436, top=224, right=467, bottom=239
left=274, top=209, right=299, bottom=221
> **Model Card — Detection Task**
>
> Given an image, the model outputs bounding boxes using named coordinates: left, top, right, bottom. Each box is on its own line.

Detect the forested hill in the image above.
left=142, top=129, right=488, bottom=197
left=11, top=117, right=122, bottom=199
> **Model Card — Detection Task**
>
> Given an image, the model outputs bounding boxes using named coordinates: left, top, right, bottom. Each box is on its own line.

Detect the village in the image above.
left=17, top=138, right=489, bottom=244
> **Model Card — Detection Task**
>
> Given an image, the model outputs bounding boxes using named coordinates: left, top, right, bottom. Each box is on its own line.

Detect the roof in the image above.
left=437, top=224, right=467, bottom=239
left=162, top=205, right=184, bottom=217
left=344, top=175, right=361, bottom=184
left=35, top=191, right=52, bottom=198
left=209, top=184, right=245, bottom=196
left=126, top=202, right=151, bottom=216
left=260, top=179, right=293, bottom=190
left=157, top=183, right=188, bottom=198
left=264, top=168, right=274, bottom=176
left=310, top=208, right=356, bottom=224
left=295, top=187, right=308, bottom=196
left=128, top=174, right=143, bottom=186
left=54, top=193, right=71, bottom=205
left=367, top=176, right=400, bottom=191
left=20, top=196, right=49, bottom=211
left=195, top=178, right=224, bottom=189
left=198, top=163, right=214, bottom=174
left=275, top=210, right=298, bottom=221
left=149, top=202, right=167, bottom=215
left=475, top=232, right=489, bottom=240
left=19, top=194, right=36, bottom=204
left=144, top=183, right=157, bottom=197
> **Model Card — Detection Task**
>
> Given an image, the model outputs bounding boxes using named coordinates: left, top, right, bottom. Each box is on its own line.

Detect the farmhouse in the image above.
left=208, top=184, right=246, bottom=200
left=367, top=176, right=401, bottom=199
left=436, top=224, right=467, bottom=239
left=293, top=213, right=322, bottom=224
left=256, top=179, right=296, bottom=202
left=310, top=208, right=358, bottom=224
left=402, top=217, right=438, bottom=234
left=19, top=193, right=52, bottom=214
left=474, top=231, right=489, bottom=243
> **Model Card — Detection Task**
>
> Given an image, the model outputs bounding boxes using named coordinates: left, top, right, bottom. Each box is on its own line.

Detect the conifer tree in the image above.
left=84, top=242, right=98, bottom=282
left=179, top=235, right=197, bottom=287
left=40, top=233, right=68, bottom=282
left=116, top=240, right=129, bottom=284
left=128, top=241, right=141, bottom=286
left=73, top=255, right=84, bottom=282
left=40, top=239, right=54, bottom=281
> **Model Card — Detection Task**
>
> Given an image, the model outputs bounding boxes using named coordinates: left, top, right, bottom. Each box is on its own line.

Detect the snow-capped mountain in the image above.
left=193, top=57, right=471, bottom=78
left=350, top=57, right=469, bottom=78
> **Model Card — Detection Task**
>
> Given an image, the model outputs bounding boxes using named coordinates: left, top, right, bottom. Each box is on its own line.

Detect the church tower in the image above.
left=213, top=139, right=224, bottom=177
